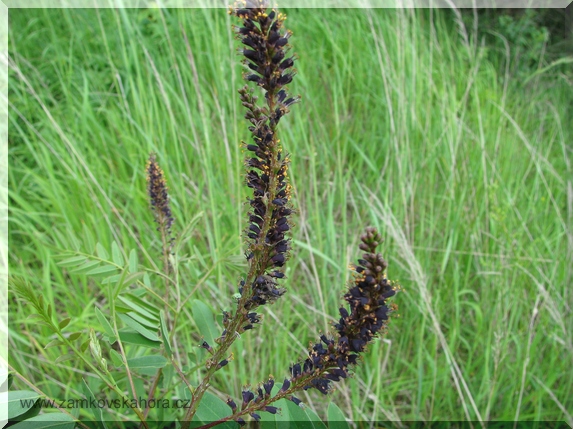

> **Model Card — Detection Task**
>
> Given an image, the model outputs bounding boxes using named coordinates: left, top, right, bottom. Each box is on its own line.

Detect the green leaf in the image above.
left=44, top=339, right=65, bottom=349
left=55, top=354, right=75, bottom=364
left=81, top=379, right=109, bottom=429
left=101, top=274, right=121, bottom=284
left=327, top=402, right=350, bottom=429
left=193, top=391, right=233, bottom=429
left=57, top=256, right=87, bottom=268
left=191, top=299, right=219, bottom=346
left=283, top=397, right=312, bottom=429
left=96, top=243, right=109, bottom=260
left=94, top=307, right=117, bottom=342
left=7, top=401, right=41, bottom=422
left=161, top=363, right=174, bottom=390
left=264, top=383, right=312, bottom=429
left=274, top=399, right=291, bottom=425
left=70, top=260, right=100, bottom=274
left=123, top=272, right=145, bottom=287
left=128, top=249, right=138, bottom=273
left=27, top=314, right=44, bottom=321
left=117, top=295, right=159, bottom=322
left=58, top=318, right=71, bottom=330
left=127, top=291, right=159, bottom=313
left=130, top=287, right=146, bottom=297
left=133, top=378, right=147, bottom=400
left=8, top=412, right=76, bottom=429
left=305, top=406, right=327, bottom=429
left=118, top=329, right=161, bottom=348
left=143, top=273, right=151, bottom=287
left=159, top=310, right=172, bottom=356
left=3, top=390, right=40, bottom=420
left=85, top=264, right=118, bottom=277
left=83, top=223, right=96, bottom=255
left=103, top=271, right=144, bottom=286
left=126, top=355, right=168, bottom=369
left=126, top=311, right=158, bottom=330
left=111, top=241, right=124, bottom=266
left=80, top=339, right=91, bottom=353
left=118, top=314, right=159, bottom=342
left=67, top=332, right=82, bottom=341
left=109, top=349, right=124, bottom=367
left=259, top=397, right=282, bottom=426
left=64, top=227, right=81, bottom=251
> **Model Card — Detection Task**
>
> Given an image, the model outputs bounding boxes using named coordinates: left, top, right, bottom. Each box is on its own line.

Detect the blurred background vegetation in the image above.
left=8, top=5, right=573, bottom=424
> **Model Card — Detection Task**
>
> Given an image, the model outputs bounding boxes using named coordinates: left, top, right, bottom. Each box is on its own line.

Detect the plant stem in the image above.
left=56, top=329, right=151, bottom=428
left=193, top=371, right=330, bottom=429
left=140, top=368, right=163, bottom=424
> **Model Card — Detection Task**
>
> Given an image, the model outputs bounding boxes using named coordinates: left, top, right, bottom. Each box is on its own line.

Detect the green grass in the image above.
left=8, top=6, right=573, bottom=425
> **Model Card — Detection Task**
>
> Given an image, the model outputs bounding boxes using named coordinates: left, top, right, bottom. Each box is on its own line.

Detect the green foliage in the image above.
left=497, top=10, right=549, bottom=61
left=193, top=393, right=234, bottom=429
left=326, top=402, right=349, bottom=429
left=81, top=380, right=109, bottom=428
left=190, top=300, right=219, bottom=347
left=8, top=413, right=76, bottom=429
left=7, top=4, right=572, bottom=429
left=464, top=9, right=573, bottom=80
left=5, top=390, right=41, bottom=421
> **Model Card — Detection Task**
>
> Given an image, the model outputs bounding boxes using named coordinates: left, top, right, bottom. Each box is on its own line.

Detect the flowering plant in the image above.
left=9, top=2, right=398, bottom=427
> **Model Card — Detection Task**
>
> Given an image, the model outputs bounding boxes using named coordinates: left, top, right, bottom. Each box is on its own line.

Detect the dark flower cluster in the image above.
left=231, top=0, right=299, bottom=312
left=233, top=0, right=298, bottom=108
left=240, top=275, right=286, bottom=311
left=191, top=5, right=399, bottom=427
left=225, top=379, right=279, bottom=425
left=146, top=153, right=174, bottom=238
left=221, top=228, right=397, bottom=426
left=284, top=227, right=397, bottom=395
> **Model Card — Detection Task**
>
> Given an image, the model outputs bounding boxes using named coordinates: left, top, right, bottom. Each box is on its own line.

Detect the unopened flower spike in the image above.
left=146, top=152, right=174, bottom=247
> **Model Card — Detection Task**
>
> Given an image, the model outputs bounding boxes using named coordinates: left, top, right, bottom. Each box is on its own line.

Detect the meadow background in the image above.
left=8, top=6, right=573, bottom=425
